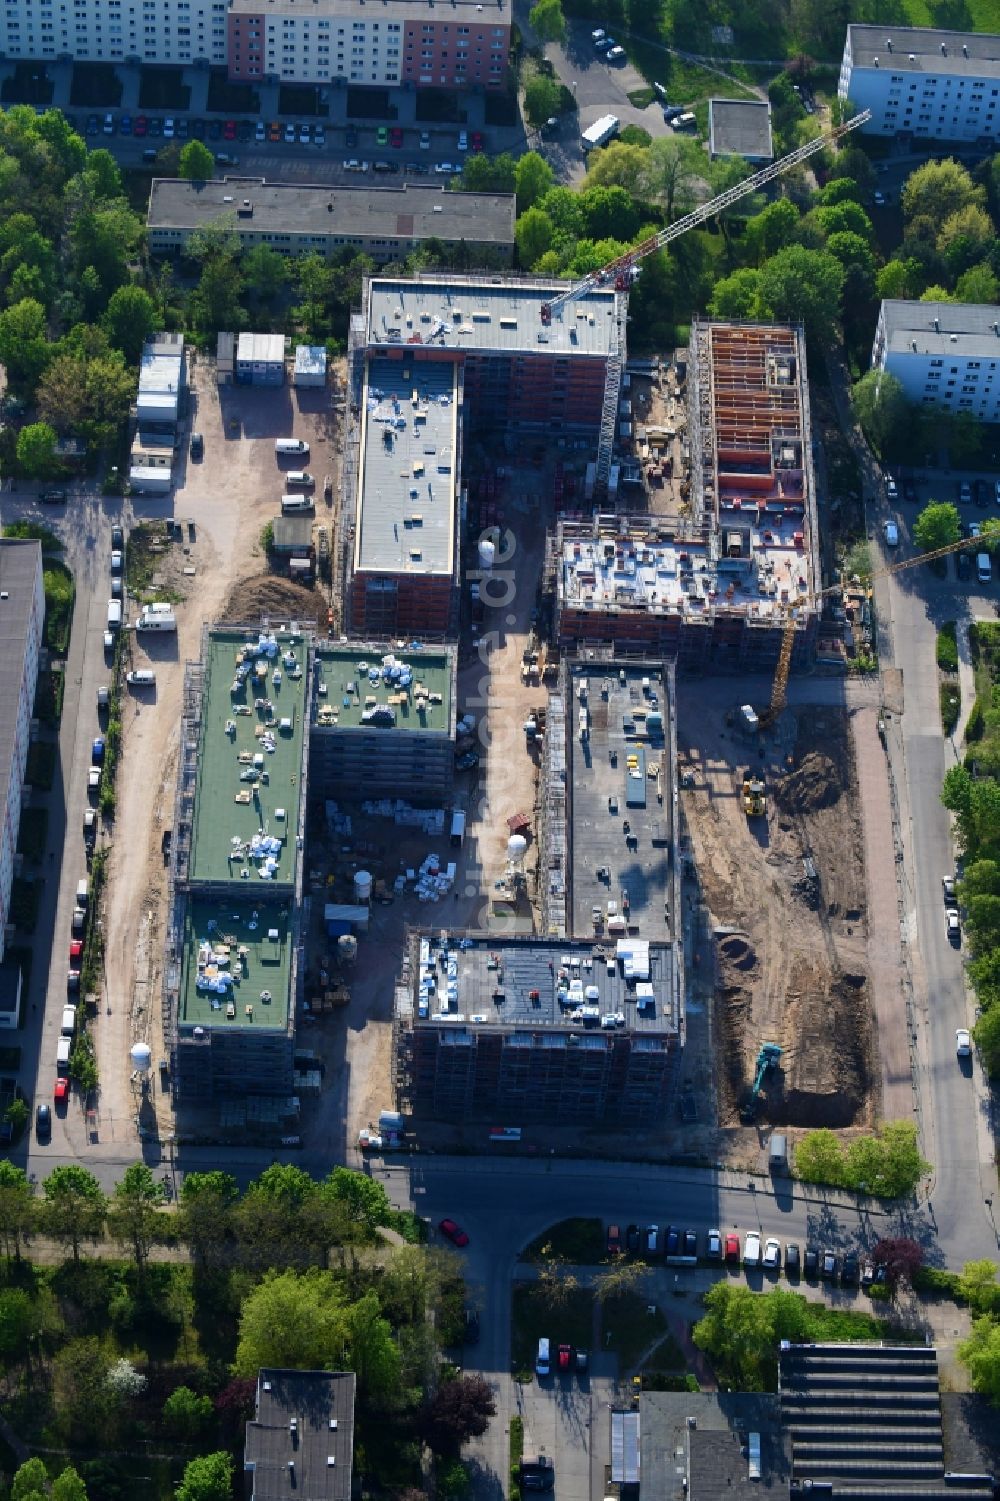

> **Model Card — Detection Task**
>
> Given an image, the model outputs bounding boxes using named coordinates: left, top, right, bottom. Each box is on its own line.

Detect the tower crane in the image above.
left=541, top=109, right=872, bottom=497
left=765, top=528, right=997, bottom=726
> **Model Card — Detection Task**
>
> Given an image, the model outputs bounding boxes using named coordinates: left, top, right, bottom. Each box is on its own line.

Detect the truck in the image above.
left=450, top=810, right=466, bottom=848
left=136, top=607, right=177, bottom=632
left=581, top=114, right=620, bottom=151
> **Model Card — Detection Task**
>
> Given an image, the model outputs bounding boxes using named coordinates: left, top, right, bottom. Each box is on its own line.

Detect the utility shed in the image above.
left=237, top=332, right=285, bottom=386
left=271, top=514, right=315, bottom=554
left=217, top=331, right=235, bottom=385
left=708, top=98, right=774, bottom=162
left=294, top=345, right=327, bottom=387
left=611, top=1410, right=640, bottom=1489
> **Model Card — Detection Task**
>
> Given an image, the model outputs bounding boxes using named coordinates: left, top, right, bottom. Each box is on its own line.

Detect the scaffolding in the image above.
left=539, top=677, right=567, bottom=939
left=595, top=290, right=627, bottom=501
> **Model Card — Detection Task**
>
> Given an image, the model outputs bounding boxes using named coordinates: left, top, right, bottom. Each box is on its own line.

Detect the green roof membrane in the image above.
left=313, top=644, right=452, bottom=735
left=178, top=895, right=293, bottom=1030
left=187, top=629, right=308, bottom=888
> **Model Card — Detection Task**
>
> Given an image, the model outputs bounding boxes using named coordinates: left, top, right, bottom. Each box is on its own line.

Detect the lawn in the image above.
left=43, top=560, right=75, bottom=654
left=125, top=520, right=171, bottom=598
left=600, top=1288, right=669, bottom=1372
left=523, top=1218, right=606, bottom=1264
left=511, top=1283, right=594, bottom=1374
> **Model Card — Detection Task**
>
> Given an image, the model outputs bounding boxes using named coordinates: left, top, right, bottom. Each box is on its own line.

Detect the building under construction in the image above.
left=343, top=273, right=619, bottom=636
left=552, top=319, right=821, bottom=671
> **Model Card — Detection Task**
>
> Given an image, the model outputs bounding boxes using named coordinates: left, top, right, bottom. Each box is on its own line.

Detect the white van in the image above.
left=276, top=438, right=309, bottom=457
left=136, top=609, right=176, bottom=632
left=76, top=879, right=89, bottom=908
left=56, top=1036, right=72, bottom=1075
left=126, top=669, right=156, bottom=687
left=61, top=1006, right=77, bottom=1038
left=978, top=552, right=992, bottom=585
left=285, top=470, right=314, bottom=488
left=106, top=599, right=122, bottom=629
left=535, top=1337, right=550, bottom=1377
left=281, top=494, right=315, bottom=514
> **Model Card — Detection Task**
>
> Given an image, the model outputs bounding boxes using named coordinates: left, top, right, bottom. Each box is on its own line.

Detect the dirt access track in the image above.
left=679, top=701, right=877, bottom=1131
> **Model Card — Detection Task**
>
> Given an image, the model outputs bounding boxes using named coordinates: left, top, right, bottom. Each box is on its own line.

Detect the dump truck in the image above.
left=742, top=773, right=765, bottom=819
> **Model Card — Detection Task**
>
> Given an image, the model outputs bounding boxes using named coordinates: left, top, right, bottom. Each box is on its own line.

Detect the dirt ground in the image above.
left=95, top=358, right=338, bottom=1143
left=679, top=701, right=876, bottom=1133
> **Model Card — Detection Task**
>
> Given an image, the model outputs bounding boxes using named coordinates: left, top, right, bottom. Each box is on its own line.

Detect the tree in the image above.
left=324, top=1167, right=390, bottom=1232
left=460, top=152, right=516, bottom=194
left=0, top=297, right=52, bottom=389
left=176, top=1452, right=233, bottom=1501
left=233, top=1268, right=347, bottom=1376
left=592, top=1259, right=645, bottom=1302
left=179, top=140, right=214, bottom=182
left=913, top=501, right=961, bottom=554
left=744, top=197, right=801, bottom=264
left=958, top=1315, right=1000, bottom=1403
left=579, top=185, right=639, bottom=242
left=709, top=267, right=761, bottom=320
left=41, top=1165, right=105, bottom=1260
left=793, top=1129, right=846, bottom=1186
left=755, top=245, right=844, bottom=345
left=345, top=1288, right=402, bottom=1403
left=179, top=1170, right=238, bottom=1263
left=584, top=141, right=648, bottom=194
left=876, top=258, right=922, bottom=301
left=871, top=1236, right=923, bottom=1291
left=163, top=1385, right=214, bottom=1441
left=422, top=1374, right=496, bottom=1456
left=109, top=1163, right=164, bottom=1268
left=189, top=253, right=244, bottom=333
left=523, top=72, right=561, bottom=128
left=844, top=1121, right=929, bottom=1198
left=937, top=203, right=993, bottom=261
left=515, top=207, right=553, bottom=269
left=693, top=1282, right=797, bottom=1390
left=105, top=1357, right=147, bottom=1400
left=956, top=264, right=999, bottom=303
left=4, top=1096, right=28, bottom=1138
left=0, top=1160, right=34, bottom=1260
left=16, top=420, right=59, bottom=478
left=973, top=1002, right=1000, bottom=1076
left=294, top=252, right=334, bottom=341
left=12, top=1459, right=50, bottom=1501
left=51, top=1469, right=89, bottom=1501
left=514, top=151, right=554, bottom=213
left=902, top=157, right=984, bottom=234
left=103, top=285, right=157, bottom=362
left=643, top=135, right=704, bottom=223
left=850, top=370, right=913, bottom=460
left=957, top=1259, right=1000, bottom=1315
left=81, top=149, right=123, bottom=200
left=528, top=0, right=566, bottom=43
left=813, top=200, right=874, bottom=243
left=242, top=245, right=289, bottom=306
left=51, top=1336, right=114, bottom=1443
left=0, top=1286, right=45, bottom=1360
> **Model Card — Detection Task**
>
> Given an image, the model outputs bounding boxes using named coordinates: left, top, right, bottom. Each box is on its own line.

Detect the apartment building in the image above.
left=0, top=0, right=227, bottom=66
left=872, top=299, right=1000, bottom=423
left=0, top=541, right=44, bottom=965
left=227, top=0, right=510, bottom=89
left=838, top=24, right=1000, bottom=140
left=147, top=178, right=516, bottom=266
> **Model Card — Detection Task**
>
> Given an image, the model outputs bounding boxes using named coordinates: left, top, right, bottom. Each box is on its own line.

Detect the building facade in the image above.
left=872, top=299, right=1000, bottom=423
left=0, top=541, right=44, bottom=964
left=147, top=178, right=516, bottom=267
left=838, top=24, right=1000, bottom=140
left=227, top=0, right=509, bottom=88
left=0, top=0, right=226, bottom=66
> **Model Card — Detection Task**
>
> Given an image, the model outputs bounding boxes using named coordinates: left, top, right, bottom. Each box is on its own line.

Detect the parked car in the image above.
left=111, top=525, right=124, bottom=548
left=457, top=129, right=468, bottom=151
left=438, top=1218, right=469, bottom=1247
left=190, top=431, right=204, bottom=460
left=557, top=1343, right=572, bottom=1372
left=54, top=1077, right=69, bottom=1103
left=463, top=1309, right=480, bottom=1344
left=942, top=874, right=956, bottom=902
left=268, top=121, right=282, bottom=141
left=682, top=1229, right=697, bottom=1258
left=785, top=1242, right=801, bottom=1277
left=346, top=126, right=358, bottom=148
left=946, top=908, right=961, bottom=942
left=255, top=121, right=266, bottom=142
left=960, top=480, right=973, bottom=503
left=903, top=476, right=917, bottom=502
left=763, top=1237, right=781, bottom=1270
left=119, top=113, right=132, bottom=135
left=284, top=122, right=295, bottom=143
left=625, top=1223, right=640, bottom=1254
left=821, top=1249, right=839, bottom=1281
left=883, top=520, right=899, bottom=547
left=35, top=1103, right=51, bottom=1140
left=607, top=45, right=626, bottom=60
left=176, top=117, right=189, bottom=138
left=163, top=117, right=175, bottom=137
left=419, top=130, right=431, bottom=149
left=471, top=131, right=483, bottom=151
left=606, top=1223, right=622, bottom=1255
left=191, top=118, right=207, bottom=138
left=665, top=1225, right=680, bottom=1257
left=40, top=489, right=66, bottom=504
left=804, top=1246, right=819, bottom=1279
left=377, top=125, right=389, bottom=145
left=706, top=1228, right=722, bottom=1260
left=743, top=1231, right=761, bottom=1267
left=576, top=1348, right=588, bottom=1373
left=645, top=1225, right=659, bottom=1255
left=842, top=1250, right=860, bottom=1286
left=956, top=1026, right=972, bottom=1057
left=724, top=1232, right=740, bottom=1264
left=958, top=551, right=972, bottom=580
left=885, top=475, right=898, bottom=501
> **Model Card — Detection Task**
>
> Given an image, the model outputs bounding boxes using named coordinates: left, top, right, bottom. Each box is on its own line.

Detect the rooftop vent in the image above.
left=909, top=52, right=916, bottom=59
left=933, top=317, right=940, bottom=331
left=963, top=43, right=969, bottom=55
left=950, top=334, right=958, bottom=342
left=941, top=41, right=947, bottom=54
left=886, top=36, right=892, bottom=49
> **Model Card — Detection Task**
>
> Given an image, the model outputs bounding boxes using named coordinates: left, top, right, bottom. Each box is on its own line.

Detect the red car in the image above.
left=606, top=1222, right=622, bottom=1255
left=390, top=126, right=404, bottom=147
left=471, top=131, right=483, bottom=152
left=724, top=1233, right=740, bottom=1264
left=134, top=115, right=147, bottom=137
left=557, top=1344, right=572, bottom=1372
left=439, top=1218, right=469, bottom=1247
left=54, top=1077, right=69, bottom=1102
left=223, top=119, right=237, bottom=140
left=69, top=940, right=83, bottom=971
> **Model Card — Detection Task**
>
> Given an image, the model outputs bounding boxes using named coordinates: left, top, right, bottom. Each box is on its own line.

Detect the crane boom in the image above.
left=540, top=109, right=872, bottom=325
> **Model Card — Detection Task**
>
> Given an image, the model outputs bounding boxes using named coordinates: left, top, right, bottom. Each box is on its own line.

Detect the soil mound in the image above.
left=719, top=935, right=756, bottom=971
left=775, top=753, right=844, bottom=814
left=219, top=574, right=328, bottom=630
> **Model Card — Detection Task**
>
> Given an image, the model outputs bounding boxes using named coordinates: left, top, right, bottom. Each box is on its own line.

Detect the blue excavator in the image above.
left=740, top=1042, right=782, bottom=1124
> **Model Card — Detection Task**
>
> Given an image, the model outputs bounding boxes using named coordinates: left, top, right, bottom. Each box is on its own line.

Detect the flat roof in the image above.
left=313, top=643, right=453, bottom=734
left=187, top=628, right=308, bottom=888
left=149, top=177, right=516, bottom=250
left=354, top=355, right=458, bottom=577
left=366, top=276, right=618, bottom=358
left=567, top=664, right=675, bottom=942
left=295, top=344, right=327, bottom=375
left=238, top=331, right=285, bottom=363
left=0, top=541, right=41, bottom=839
left=709, top=98, right=773, bottom=159
left=880, top=298, right=1000, bottom=358
left=178, top=894, right=293, bottom=1031
left=413, top=933, right=679, bottom=1036
left=847, top=23, right=1000, bottom=77
left=560, top=521, right=811, bottom=621
left=246, top=1370, right=355, bottom=1501
left=231, top=0, right=508, bottom=17
left=641, top=1393, right=789, bottom=1500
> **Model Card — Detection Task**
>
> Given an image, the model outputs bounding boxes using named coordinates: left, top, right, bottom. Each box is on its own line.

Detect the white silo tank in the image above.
left=507, top=834, right=528, bottom=859
left=478, top=536, right=496, bottom=570
left=131, top=1041, right=152, bottom=1074
left=354, top=870, right=373, bottom=904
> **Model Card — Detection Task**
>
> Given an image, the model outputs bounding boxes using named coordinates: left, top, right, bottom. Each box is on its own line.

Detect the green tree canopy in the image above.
left=0, top=297, right=51, bottom=389
left=583, top=140, right=648, bottom=194
left=755, top=244, right=844, bottom=344
left=523, top=72, right=561, bottom=127
left=902, top=157, right=985, bottom=236
left=744, top=197, right=801, bottom=264
left=913, top=500, right=961, bottom=554
left=163, top=1385, right=214, bottom=1441
left=16, top=420, right=58, bottom=478
left=528, top=0, right=566, bottom=43
left=41, top=1165, right=105, bottom=1260
left=179, top=140, right=215, bottom=182
left=974, top=1004, right=1000, bottom=1077
left=242, top=245, right=289, bottom=306
left=851, top=369, right=913, bottom=460
left=176, top=1452, right=234, bottom=1501
left=958, top=1315, right=1000, bottom=1403
left=12, top=1459, right=50, bottom=1501
left=103, top=284, right=158, bottom=362
left=515, top=207, right=553, bottom=269
left=642, top=135, right=704, bottom=222
left=460, top=151, right=516, bottom=194
left=514, top=151, right=554, bottom=213
left=0, top=1160, right=34, bottom=1260
left=233, top=1268, right=347, bottom=1376
left=109, top=1163, right=165, bottom=1268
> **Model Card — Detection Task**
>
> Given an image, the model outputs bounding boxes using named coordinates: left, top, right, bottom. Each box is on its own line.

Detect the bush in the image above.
left=912, top=1265, right=961, bottom=1299
left=795, top=1121, right=929, bottom=1199
left=941, top=681, right=961, bottom=736
left=966, top=696, right=986, bottom=744
left=937, top=622, right=958, bottom=672
left=43, top=560, right=75, bottom=653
